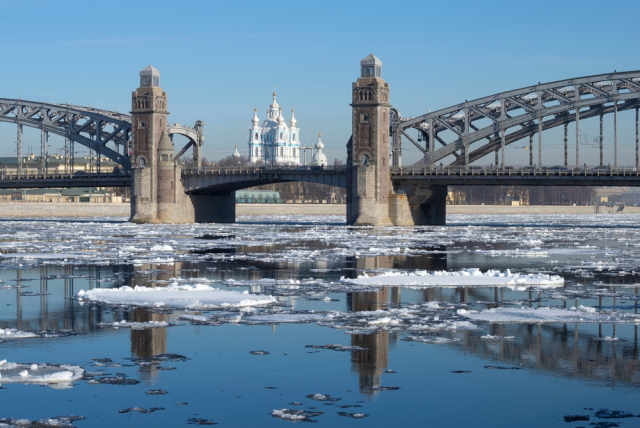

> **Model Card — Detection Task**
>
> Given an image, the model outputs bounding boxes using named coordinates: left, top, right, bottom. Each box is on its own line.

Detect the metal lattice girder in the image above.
left=0, top=98, right=132, bottom=169
left=396, top=71, right=640, bottom=166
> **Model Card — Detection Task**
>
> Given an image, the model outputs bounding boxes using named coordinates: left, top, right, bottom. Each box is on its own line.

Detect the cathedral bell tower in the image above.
left=348, top=54, right=393, bottom=226
left=130, top=65, right=169, bottom=224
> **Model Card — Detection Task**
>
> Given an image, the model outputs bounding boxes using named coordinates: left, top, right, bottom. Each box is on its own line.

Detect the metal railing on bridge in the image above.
left=0, top=170, right=131, bottom=182
left=391, top=165, right=640, bottom=177
left=182, top=165, right=348, bottom=175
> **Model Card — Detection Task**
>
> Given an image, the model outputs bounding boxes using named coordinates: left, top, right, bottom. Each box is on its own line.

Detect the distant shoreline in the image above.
left=0, top=203, right=636, bottom=218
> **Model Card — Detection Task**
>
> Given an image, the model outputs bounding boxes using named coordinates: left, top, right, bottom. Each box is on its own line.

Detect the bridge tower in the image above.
left=348, top=54, right=393, bottom=226
left=130, top=66, right=197, bottom=223
left=130, top=65, right=166, bottom=223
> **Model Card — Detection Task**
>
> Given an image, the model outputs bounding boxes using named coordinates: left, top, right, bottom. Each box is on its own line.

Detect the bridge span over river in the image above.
left=2, top=57, right=640, bottom=225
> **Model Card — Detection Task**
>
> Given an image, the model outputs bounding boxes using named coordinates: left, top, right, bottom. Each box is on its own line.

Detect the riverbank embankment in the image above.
left=0, top=203, right=638, bottom=218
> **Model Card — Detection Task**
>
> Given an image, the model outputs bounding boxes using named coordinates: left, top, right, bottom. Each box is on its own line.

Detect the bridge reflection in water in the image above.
left=1, top=263, right=640, bottom=392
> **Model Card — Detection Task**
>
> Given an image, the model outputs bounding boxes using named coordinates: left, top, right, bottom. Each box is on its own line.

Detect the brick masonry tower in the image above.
left=348, top=54, right=393, bottom=226
left=129, top=66, right=234, bottom=224
left=130, top=65, right=167, bottom=223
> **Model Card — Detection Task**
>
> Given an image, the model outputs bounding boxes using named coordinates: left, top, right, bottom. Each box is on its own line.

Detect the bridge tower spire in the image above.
left=348, top=54, right=393, bottom=226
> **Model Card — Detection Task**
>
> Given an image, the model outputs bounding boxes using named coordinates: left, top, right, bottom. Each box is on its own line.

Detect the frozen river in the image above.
left=1, top=214, right=640, bottom=426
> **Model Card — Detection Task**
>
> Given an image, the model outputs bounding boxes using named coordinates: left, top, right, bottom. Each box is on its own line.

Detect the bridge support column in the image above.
left=131, top=166, right=158, bottom=224
left=189, top=193, right=235, bottom=223
left=391, top=183, right=447, bottom=226
left=17, top=124, right=22, bottom=174
left=538, top=118, right=542, bottom=166
left=599, top=115, right=603, bottom=166
left=614, top=101, right=618, bottom=169
left=565, top=123, right=569, bottom=167
left=40, top=129, right=48, bottom=173
left=576, top=108, right=580, bottom=167
left=636, top=108, right=640, bottom=171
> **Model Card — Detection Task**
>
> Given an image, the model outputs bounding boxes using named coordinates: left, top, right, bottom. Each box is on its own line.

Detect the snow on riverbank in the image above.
left=76, top=283, right=276, bottom=309
left=459, top=307, right=640, bottom=324
left=341, top=268, right=564, bottom=288
left=0, top=360, right=84, bottom=387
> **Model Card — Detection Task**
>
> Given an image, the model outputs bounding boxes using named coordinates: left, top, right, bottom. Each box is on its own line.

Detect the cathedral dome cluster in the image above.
left=248, top=92, right=300, bottom=165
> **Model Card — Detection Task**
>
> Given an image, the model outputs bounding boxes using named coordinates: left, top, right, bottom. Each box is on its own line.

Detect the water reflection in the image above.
left=348, top=288, right=401, bottom=395
left=2, top=264, right=640, bottom=393
left=130, top=307, right=168, bottom=383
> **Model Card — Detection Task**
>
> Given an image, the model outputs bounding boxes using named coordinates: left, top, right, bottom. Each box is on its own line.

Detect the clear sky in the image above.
left=1, top=0, right=639, bottom=166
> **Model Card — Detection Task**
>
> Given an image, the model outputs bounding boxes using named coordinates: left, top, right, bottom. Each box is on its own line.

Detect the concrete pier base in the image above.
left=388, top=194, right=413, bottom=226
left=408, top=184, right=447, bottom=226
left=389, top=184, right=447, bottom=226
left=190, top=193, right=236, bottom=223
left=131, top=166, right=235, bottom=224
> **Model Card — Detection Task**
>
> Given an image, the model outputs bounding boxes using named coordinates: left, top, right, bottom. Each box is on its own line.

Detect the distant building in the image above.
left=235, top=190, right=281, bottom=203
left=0, top=154, right=119, bottom=174
left=312, top=133, right=328, bottom=166
left=0, top=187, right=119, bottom=203
left=248, top=93, right=301, bottom=165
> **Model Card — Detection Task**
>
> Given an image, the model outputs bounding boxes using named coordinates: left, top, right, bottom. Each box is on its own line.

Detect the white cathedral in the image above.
left=248, top=92, right=301, bottom=164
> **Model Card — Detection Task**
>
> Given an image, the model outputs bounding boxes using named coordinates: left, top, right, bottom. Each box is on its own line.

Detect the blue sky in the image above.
left=1, top=0, right=639, bottom=166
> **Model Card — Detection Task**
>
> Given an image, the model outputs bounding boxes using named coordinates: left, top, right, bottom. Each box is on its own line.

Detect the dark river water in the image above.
left=1, top=214, right=640, bottom=427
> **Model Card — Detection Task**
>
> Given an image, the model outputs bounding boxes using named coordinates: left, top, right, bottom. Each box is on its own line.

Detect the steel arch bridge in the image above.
left=391, top=71, right=640, bottom=170
left=0, top=98, right=204, bottom=173
left=0, top=98, right=132, bottom=170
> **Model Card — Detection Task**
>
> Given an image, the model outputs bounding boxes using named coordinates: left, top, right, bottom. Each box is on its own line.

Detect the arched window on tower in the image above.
left=280, top=132, right=283, bottom=140
left=255, top=147, right=258, bottom=157
left=255, top=133, right=258, bottom=140
left=280, top=147, right=283, bottom=156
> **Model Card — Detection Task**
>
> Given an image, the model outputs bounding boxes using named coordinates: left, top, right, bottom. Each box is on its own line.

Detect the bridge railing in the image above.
left=391, top=165, right=640, bottom=177
left=182, top=165, right=348, bottom=175
left=0, top=170, right=131, bottom=181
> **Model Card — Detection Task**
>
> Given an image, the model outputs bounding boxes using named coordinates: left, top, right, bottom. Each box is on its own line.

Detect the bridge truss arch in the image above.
left=168, top=120, right=204, bottom=166
left=0, top=98, right=132, bottom=170
left=394, top=71, right=640, bottom=169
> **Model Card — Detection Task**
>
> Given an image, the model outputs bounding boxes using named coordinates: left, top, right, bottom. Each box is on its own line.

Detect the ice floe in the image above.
left=271, top=409, right=323, bottom=422
left=0, top=416, right=86, bottom=427
left=341, top=268, right=564, bottom=288
left=0, top=329, right=38, bottom=339
left=76, top=283, right=276, bottom=309
left=459, top=307, right=640, bottom=323
left=0, top=360, right=84, bottom=387
left=97, top=320, right=169, bottom=330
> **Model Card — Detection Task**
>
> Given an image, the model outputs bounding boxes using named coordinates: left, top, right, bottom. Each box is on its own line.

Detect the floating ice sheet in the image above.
left=97, top=320, right=170, bottom=330
left=0, top=360, right=84, bottom=387
left=76, top=283, right=276, bottom=309
left=459, top=307, right=640, bottom=324
left=341, top=268, right=564, bottom=288
left=0, top=328, right=38, bottom=339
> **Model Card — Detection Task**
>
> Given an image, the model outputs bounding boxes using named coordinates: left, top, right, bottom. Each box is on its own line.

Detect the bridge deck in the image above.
left=390, top=165, right=640, bottom=186
left=182, top=165, right=347, bottom=192
left=0, top=165, right=637, bottom=190
left=0, top=172, right=132, bottom=188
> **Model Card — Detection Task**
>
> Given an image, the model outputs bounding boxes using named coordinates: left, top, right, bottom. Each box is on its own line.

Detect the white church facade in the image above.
left=248, top=92, right=301, bottom=164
